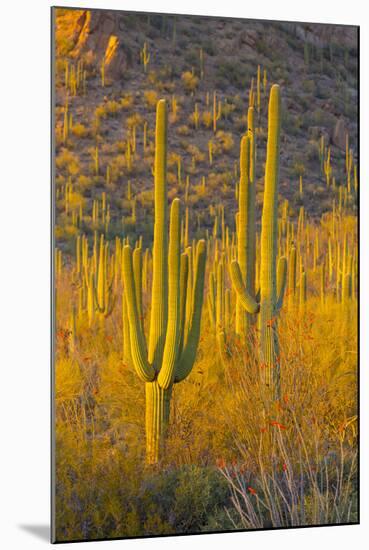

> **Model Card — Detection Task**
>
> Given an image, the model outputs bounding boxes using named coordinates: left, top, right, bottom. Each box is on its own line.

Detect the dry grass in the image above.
left=54, top=219, right=358, bottom=539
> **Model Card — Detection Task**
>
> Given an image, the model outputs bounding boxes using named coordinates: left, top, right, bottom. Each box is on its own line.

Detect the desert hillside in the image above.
left=54, top=8, right=358, bottom=252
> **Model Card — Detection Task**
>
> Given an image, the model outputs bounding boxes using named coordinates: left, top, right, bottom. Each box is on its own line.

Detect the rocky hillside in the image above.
left=53, top=8, right=358, bottom=252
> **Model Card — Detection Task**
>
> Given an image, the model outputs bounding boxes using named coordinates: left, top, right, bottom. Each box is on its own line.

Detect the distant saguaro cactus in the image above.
left=140, top=42, right=150, bottom=73
left=122, top=100, right=207, bottom=464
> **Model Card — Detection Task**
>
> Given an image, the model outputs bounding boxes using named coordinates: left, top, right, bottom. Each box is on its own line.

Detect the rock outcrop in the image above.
left=57, top=9, right=132, bottom=79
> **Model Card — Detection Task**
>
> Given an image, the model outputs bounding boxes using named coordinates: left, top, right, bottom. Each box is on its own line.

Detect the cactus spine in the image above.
left=122, top=100, right=207, bottom=464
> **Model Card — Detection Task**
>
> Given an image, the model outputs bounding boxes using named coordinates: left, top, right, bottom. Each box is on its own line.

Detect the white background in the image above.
left=0, top=0, right=366, bottom=548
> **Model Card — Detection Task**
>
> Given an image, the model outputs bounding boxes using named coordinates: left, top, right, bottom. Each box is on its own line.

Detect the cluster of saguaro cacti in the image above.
left=230, top=85, right=287, bottom=399
left=55, top=44, right=358, bottom=466
left=73, top=232, right=117, bottom=327
left=122, top=100, right=207, bottom=464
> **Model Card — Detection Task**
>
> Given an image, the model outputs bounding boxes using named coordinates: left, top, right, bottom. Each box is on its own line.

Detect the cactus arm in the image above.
left=230, top=260, right=260, bottom=314
left=122, top=245, right=155, bottom=382
left=184, top=245, right=193, bottom=341
left=276, top=256, right=287, bottom=312
left=248, top=107, right=256, bottom=296
left=237, top=135, right=250, bottom=282
left=133, top=247, right=143, bottom=325
left=93, top=270, right=115, bottom=317
left=148, top=99, right=168, bottom=368
left=178, top=252, right=189, bottom=355
left=158, top=199, right=181, bottom=389
left=175, top=240, right=206, bottom=383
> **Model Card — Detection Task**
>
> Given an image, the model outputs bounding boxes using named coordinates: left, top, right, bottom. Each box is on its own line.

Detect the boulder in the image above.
left=63, top=10, right=131, bottom=79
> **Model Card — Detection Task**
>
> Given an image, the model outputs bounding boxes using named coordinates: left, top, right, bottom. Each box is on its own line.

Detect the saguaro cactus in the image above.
left=234, top=107, right=256, bottom=337
left=140, top=42, right=150, bottom=73
left=82, top=234, right=115, bottom=326
left=235, top=135, right=251, bottom=335
left=122, top=100, right=207, bottom=464
left=94, top=234, right=115, bottom=319
left=230, top=85, right=287, bottom=398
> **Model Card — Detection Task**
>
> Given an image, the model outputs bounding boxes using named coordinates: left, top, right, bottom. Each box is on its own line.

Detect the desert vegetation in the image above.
left=53, top=8, right=358, bottom=542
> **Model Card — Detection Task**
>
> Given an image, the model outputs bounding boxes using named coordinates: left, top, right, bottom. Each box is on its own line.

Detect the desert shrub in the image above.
left=181, top=71, right=199, bottom=93
left=144, top=90, right=159, bottom=110
left=71, top=123, right=89, bottom=139
left=76, top=174, right=93, bottom=190
left=215, top=131, right=234, bottom=153
left=177, top=125, right=191, bottom=136
left=221, top=100, right=236, bottom=119
left=291, top=160, right=306, bottom=177
left=106, top=101, right=121, bottom=116
left=307, top=141, right=320, bottom=163
left=302, top=79, right=316, bottom=94
left=282, top=107, right=302, bottom=137
left=127, top=113, right=143, bottom=128
left=305, top=108, right=336, bottom=130
left=186, top=144, right=205, bottom=163
left=120, top=94, right=134, bottom=109
left=216, top=60, right=249, bottom=89
left=56, top=149, right=80, bottom=176
left=139, top=466, right=231, bottom=534
left=94, top=100, right=121, bottom=120
left=202, top=111, right=212, bottom=128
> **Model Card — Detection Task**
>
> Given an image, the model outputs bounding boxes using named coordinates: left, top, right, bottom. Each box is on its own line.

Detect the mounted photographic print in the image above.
left=51, top=6, right=359, bottom=543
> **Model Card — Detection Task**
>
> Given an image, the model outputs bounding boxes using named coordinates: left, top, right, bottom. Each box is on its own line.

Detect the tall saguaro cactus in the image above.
left=235, top=107, right=257, bottom=337
left=122, top=100, right=207, bottom=464
left=230, top=85, right=287, bottom=398
left=235, top=135, right=251, bottom=335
